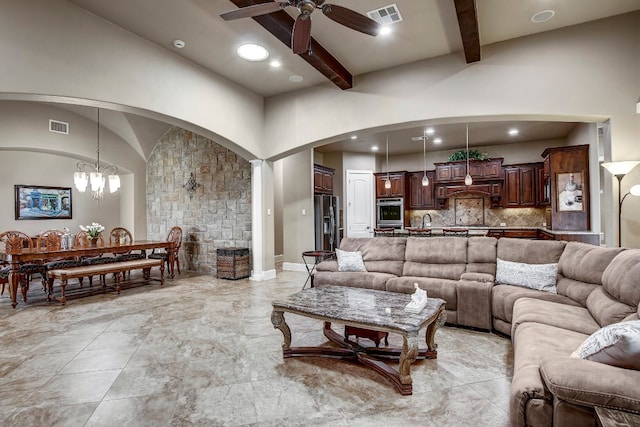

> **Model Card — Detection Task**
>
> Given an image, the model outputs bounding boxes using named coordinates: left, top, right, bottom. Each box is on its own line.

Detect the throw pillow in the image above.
left=336, top=249, right=367, bottom=272
left=495, top=258, right=558, bottom=293
left=570, top=320, right=640, bottom=370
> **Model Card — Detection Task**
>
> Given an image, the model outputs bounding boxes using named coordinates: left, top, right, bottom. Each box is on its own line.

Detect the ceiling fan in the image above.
left=221, top=0, right=381, bottom=54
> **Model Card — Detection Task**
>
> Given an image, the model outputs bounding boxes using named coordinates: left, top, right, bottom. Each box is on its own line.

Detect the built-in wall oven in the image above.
left=376, top=198, right=404, bottom=228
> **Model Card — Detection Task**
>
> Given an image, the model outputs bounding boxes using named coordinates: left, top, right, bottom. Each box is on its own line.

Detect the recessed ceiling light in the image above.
left=509, top=129, right=519, bottom=136
left=531, top=10, right=555, bottom=23
left=426, top=128, right=435, bottom=135
left=371, top=146, right=379, bottom=152
left=237, top=43, right=269, bottom=61
left=350, top=135, right=358, bottom=140
left=269, top=60, right=282, bottom=68
left=172, top=39, right=185, bottom=49
left=379, top=26, right=392, bottom=36
left=289, top=75, right=303, bottom=83
left=433, top=138, right=442, bottom=144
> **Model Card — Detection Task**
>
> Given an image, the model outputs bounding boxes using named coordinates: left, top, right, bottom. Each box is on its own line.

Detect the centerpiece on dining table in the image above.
left=79, top=222, right=105, bottom=246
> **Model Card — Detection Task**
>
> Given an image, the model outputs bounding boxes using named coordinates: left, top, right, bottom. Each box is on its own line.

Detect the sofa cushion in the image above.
left=492, top=284, right=579, bottom=327
left=495, top=258, right=558, bottom=293
left=312, top=271, right=396, bottom=291
left=558, top=242, right=624, bottom=285
left=497, top=237, right=566, bottom=264
left=385, top=276, right=458, bottom=310
left=405, top=236, right=467, bottom=263
left=570, top=320, right=640, bottom=369
left=586, top=287, right=637, bottom=327
left=466, top=237, right=497, bottom=275
left=555, top=276, right=599, bottom=307
left=335, top=249, right=366, bottom=272
left=336, top=237, right=406, bottom=276
left=541, top=357, right=640, bottom=416
left=402, top=236, right=467, bottom=280
left=601, top=249, right=640, bottom=308
left=510, top=322, right=587, bottom=427
left=511, top=298, right=600, bottom=338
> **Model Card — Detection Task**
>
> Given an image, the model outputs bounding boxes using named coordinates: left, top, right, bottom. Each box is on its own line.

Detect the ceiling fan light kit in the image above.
left=221, top=0, right=381, bottom=55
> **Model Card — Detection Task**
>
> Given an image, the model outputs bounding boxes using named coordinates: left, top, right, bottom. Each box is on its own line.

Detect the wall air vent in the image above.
left=49, top=119, right=69, bottom=135
left=367, top=3, right=403, bottom=25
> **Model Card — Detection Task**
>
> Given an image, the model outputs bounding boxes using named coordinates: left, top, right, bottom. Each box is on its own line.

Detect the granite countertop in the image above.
left=391, top=226, right=598, bottom=236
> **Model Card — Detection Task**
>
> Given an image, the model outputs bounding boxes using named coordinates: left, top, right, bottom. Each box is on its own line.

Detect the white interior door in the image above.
left=346, top=170, right=374, bottom=238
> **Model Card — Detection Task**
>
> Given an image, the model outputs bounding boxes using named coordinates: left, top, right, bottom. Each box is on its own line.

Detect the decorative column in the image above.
left=250, top=159, right=264, bottom=280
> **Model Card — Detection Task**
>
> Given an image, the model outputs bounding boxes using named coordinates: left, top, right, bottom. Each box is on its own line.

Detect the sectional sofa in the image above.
left=313, top=236, right=640, bottom=427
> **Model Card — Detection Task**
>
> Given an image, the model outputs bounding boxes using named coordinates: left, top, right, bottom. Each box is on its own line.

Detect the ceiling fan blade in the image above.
left=221, top=2, right=289, bottom=21
left=322, top=4, right=381, bottom=36
left=292, top=15, right=312, bottom=54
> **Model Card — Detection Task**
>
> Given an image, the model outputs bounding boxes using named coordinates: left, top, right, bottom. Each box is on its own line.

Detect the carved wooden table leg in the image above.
left=425, top=310, right=447, bottom=357
left=271, top=310, right=291, bottom=352
left=398, top=334, right=419, bottom=395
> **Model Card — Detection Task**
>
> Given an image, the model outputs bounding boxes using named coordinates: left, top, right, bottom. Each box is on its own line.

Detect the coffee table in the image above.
left=271, top=285, right=446, bottom=395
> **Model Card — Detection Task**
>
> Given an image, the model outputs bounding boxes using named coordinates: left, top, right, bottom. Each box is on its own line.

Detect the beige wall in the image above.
left=0, top=0, right=263, bottom=160
left=282, top=151, right=314, bottom=264
left=0, top=102, right=141, bottom=237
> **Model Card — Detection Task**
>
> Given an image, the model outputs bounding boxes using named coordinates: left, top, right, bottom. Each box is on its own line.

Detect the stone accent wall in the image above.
left=146, top=127, right=251, bottom=274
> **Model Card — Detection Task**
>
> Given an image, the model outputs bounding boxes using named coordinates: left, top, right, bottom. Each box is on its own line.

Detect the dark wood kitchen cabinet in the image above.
left=503, top=164, right=537, bottom=207
left=434, top=158, right=504, bottom=182
left=408, top=171, right=435, bottom=209
left=541, top=145, right=590, bottom=231
left=313, top=164, right=335, bottom=195
left=374, top=172, right=407, bottom=198
left=536, top=163, right=550, bottom=206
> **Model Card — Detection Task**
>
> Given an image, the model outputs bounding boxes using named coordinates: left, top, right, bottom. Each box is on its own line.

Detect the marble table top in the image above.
left=272, top=285, right=445, bottom=334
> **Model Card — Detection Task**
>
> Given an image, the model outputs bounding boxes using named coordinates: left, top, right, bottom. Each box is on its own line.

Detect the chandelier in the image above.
left=73, top=108, right=120, bottom=200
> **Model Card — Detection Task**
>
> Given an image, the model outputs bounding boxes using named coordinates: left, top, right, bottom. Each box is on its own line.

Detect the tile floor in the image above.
left=0, top=270, right=513, bottom=426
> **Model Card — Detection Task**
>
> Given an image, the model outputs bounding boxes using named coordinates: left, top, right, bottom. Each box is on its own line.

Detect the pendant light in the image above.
left=74, top=108, right=120, bottom=201
left=464, top=124, right=473, bottom=186
left=385, top=134, right=391, bottom=189
left=422, top=129, right=429, bottom=186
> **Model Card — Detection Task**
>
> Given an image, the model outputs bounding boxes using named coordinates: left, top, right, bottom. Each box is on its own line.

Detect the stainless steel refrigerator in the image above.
left=314, top=195, right=340, bottom=251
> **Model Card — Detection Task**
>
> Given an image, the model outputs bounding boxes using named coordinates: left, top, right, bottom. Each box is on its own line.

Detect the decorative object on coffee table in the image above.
left=271, top=285, right=446, bottom=395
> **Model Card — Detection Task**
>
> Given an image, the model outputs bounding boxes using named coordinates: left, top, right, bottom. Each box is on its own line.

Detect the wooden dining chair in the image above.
left=110, top=227, right=145, bottom=261
left=37, top=229, right=81, bottom=290
left=0, top=266, right=9, bottom=296
left=75, top=231, right=114, bottom=286
left=374, top=228, right=395, bottom=237
left=408, top=228, right=432, bottom=237
left=148, top=226, right=183, bottom=277
left=442, top=228, right=469, bottom=237
left=0, top=230, right=36, bottom=302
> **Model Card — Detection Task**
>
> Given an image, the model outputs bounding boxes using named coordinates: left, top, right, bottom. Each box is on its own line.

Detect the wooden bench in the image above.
left=46, top=258, right=164, bottom=304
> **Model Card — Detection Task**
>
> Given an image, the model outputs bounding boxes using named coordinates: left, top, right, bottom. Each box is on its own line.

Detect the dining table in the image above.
left=0, top=240, right=174, bottom=308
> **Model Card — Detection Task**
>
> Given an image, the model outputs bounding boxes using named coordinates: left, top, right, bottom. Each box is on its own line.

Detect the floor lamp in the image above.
left=601, top=161, right=640, bottom=246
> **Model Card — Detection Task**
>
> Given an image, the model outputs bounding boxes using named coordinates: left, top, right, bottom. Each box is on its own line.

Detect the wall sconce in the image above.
left=183, top=172, right=201, bottom=199
left=601, top=161, right=640, bottom=246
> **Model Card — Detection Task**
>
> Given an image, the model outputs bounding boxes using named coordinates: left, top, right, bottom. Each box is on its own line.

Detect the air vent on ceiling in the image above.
left=367, top=3, right=403, bottom=25
left=49, top=119, right=69, bottom=135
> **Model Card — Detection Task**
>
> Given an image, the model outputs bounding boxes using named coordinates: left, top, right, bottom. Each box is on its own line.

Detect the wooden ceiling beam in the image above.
left=453, top=0, right=481, bottom=63
left=229, top=0, right=353, bottom=89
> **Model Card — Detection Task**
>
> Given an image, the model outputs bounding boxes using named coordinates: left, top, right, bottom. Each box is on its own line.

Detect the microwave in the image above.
left=376, top=198, right=404, bottom=228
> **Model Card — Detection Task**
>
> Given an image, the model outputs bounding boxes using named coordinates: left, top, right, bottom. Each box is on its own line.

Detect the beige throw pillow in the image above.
left=570, top=320, right=640, bottom=370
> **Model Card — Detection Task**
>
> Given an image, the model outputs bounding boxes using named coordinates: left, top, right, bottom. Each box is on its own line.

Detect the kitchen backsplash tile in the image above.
left=410, top=195, right=546, bottom=228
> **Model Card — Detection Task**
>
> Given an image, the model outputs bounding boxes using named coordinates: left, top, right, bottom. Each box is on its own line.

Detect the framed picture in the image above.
left=14, top=185, right=72, bottom=220
left=556, top=172, right=584, bottom=212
